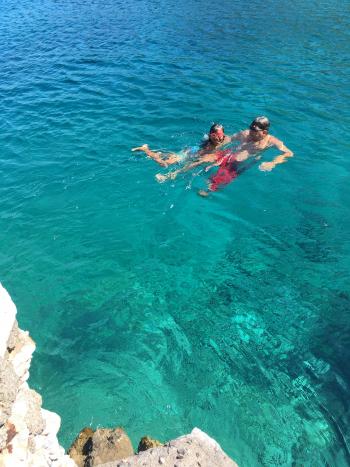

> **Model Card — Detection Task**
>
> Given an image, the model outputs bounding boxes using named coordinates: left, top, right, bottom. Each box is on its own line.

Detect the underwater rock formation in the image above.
left=0, top=283, right=238, bottom=466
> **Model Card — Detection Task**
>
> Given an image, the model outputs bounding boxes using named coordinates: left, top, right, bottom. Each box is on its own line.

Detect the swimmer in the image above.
left=131, top=123, right=231, bottom=168
left=154, top=116, right=293, bottom=195
left=199, top=116, right=293, bottom=196
left=153, top=123, right=243, bottom=182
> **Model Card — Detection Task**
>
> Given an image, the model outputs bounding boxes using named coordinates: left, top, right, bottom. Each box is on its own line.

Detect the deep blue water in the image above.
left=1, top=0, right=350, bottom=465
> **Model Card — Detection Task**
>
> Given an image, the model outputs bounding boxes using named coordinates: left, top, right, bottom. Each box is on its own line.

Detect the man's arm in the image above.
left=204, top=160, right=222, bottom=172
left=259, top=137, right=294, bottom=172
left=155, top=159, right=209, bottom=183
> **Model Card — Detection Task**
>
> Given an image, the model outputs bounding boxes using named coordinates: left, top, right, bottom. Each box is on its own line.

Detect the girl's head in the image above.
left=208, top=123, right=225, bottom=144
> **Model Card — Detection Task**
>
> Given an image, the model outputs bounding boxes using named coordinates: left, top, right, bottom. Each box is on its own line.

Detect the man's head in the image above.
left=209, top=123, right=225, bottom=144
left=249, top=116, right=270, bottom=141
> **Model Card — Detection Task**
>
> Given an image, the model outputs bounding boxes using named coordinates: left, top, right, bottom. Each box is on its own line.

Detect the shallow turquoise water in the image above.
left=1, top=0, right=350, bottom=465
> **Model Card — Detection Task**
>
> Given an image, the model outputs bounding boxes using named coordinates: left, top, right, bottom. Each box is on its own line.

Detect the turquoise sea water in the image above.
left=1, top=0, right=350, bottom=465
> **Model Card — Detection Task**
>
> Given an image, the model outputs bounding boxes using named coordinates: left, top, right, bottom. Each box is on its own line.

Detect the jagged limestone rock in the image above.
left=0, top=358, right=20, bottom=450
left=97, top=428, right=238, bottom=467
left=0, top=357, right=19, bottom=419
left=137, top=436, right=162, bottom=452
left=92, top=428, right=134, bottom=465
left=22, top=388, right=45, bottom=436
left=6, top=322, right=19, bottom=354
left=9, top=329, right=35, bottom=383
left=68, top=427, right=133, bottom=467
left=0, top=284, right=77, bottom=467
left=68, top=427, right=94, bottom=467
left=0, top=285, right=16, bottom=359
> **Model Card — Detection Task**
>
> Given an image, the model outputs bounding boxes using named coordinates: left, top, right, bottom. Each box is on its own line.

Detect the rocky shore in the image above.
left=0, top=284, right=237, bottom=466
left=0, top=284, right=75, bottom=466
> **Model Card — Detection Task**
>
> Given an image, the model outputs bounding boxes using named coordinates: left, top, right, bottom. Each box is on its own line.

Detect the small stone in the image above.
left=159, top=456, right=166, bottom=464
left=176, top=446, right=186, bottom=459
left=137, top=436, right=163, bottom=452
left=138, top=435, right=162, bottom=452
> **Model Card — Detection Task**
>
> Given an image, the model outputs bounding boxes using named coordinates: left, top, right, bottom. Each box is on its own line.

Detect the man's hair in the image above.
left=209, top=123, right=224, bottom=133
left=250, top=116, right=270, bottom=131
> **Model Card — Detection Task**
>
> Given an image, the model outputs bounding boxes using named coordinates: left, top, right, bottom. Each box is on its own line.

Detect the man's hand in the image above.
left=205, top=163, right=219, bottom=172
left=259, top=161, right=275, bottom=172
left=274, top=155, right=288, bottom=164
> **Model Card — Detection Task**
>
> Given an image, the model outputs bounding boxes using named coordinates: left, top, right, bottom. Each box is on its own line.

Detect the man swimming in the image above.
left=131, top=123, right=231, bottom=168
left=156, top=116, right=293, bottom=195
left=201, top=116, right=293, bottom=195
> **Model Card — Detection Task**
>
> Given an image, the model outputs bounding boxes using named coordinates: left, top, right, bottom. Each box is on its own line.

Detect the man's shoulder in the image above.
left=268, top=134, right=279, bottom=142
left=237, top=129, right=250, bottom=140
left=268, top=134, right=283, bottom=146
left=229, top=129, right=249, bottom=141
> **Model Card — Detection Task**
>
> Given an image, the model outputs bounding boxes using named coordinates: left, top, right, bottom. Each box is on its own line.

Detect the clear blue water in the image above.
left=1, top=0, right=350, bottom=465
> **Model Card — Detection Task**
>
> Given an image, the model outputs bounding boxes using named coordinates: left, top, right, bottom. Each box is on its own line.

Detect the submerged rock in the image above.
left=68, top=427, right=133, bottom=466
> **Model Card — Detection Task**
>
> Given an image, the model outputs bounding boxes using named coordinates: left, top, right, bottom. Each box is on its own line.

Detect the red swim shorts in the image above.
left=209, top=157, right=238, bottom=191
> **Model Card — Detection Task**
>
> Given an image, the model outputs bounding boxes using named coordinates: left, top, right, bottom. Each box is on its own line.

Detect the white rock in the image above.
left=191, top=427, right=221, bottom=449
left=1, top=425, right=29, bottom=466
left=101, top=427, right=238, bottom=467
left=51, top=455, right=77, bottom=467
left=10, top=331, right=36, bottom=380
left=0, top=286, right=77, bottom=467
left=27, top=450, right=50, bottom=467
left=41, top=409, right=61, bottom=436
left=0, top=283, right=17, bottom=358
left=11, top=390, right=28, bottom=419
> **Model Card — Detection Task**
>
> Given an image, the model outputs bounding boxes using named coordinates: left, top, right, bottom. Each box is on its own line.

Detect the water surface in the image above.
left=1, top=0, right=350, bottom=465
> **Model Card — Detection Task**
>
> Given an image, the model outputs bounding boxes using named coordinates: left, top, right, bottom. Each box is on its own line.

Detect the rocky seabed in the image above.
left=0, top=284, right=237, bottom=467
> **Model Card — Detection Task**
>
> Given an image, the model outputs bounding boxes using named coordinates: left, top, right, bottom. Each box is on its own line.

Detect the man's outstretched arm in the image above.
left=259, top=137, right=294, bottom=172
left=155, top=158, right=211, bottom=183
